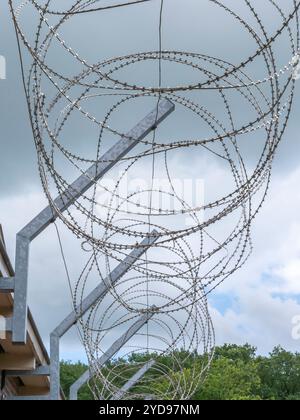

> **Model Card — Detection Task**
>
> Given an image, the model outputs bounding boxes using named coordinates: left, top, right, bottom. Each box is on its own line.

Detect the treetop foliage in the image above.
left=60, top=344, right=300, bottom=400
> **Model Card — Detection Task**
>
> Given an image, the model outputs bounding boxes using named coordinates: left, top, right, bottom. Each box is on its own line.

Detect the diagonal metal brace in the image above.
left=49, top=232, right=158, bottom=400
left=12, top=100, right=175, bottom=344
left=18, top=100, right=174, bottom=242
left=69, top=310, right=156, bottom=401
left=53, top=233, right=158, bottom=339
left=111, top=359, right=155, bottom=400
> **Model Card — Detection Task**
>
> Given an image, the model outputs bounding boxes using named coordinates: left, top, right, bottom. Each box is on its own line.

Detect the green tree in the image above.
left=257, top=346, right=300, bottom=400
left=214, top=343, right=257, bottom=363
left=59, top=344, right=300, bottom=400
left=195, top=357, right=261, bottom=400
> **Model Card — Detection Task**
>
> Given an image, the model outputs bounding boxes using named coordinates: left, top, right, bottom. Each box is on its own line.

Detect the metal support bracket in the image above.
left=50, top=232, right=158, bottom=400
left=11, top=99, right=175, bottom=344
left=69, top=310, right=155, bottom=400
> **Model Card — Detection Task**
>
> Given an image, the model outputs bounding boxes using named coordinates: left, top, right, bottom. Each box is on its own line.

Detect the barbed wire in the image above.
left=9, top=0, right=299, bottom=400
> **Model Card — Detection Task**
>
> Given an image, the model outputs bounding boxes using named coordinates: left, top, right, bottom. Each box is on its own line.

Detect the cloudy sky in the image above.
left=1, top=0, right=300, bottom=362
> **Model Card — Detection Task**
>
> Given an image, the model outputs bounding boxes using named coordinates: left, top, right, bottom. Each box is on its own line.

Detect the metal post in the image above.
left=69, top=310, right=155, bottom=401
left=10, top=100, right=175, bottom=344
left=111, top=360, right=155, bottom=400
left=50, top=233, right=159, bottom=400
